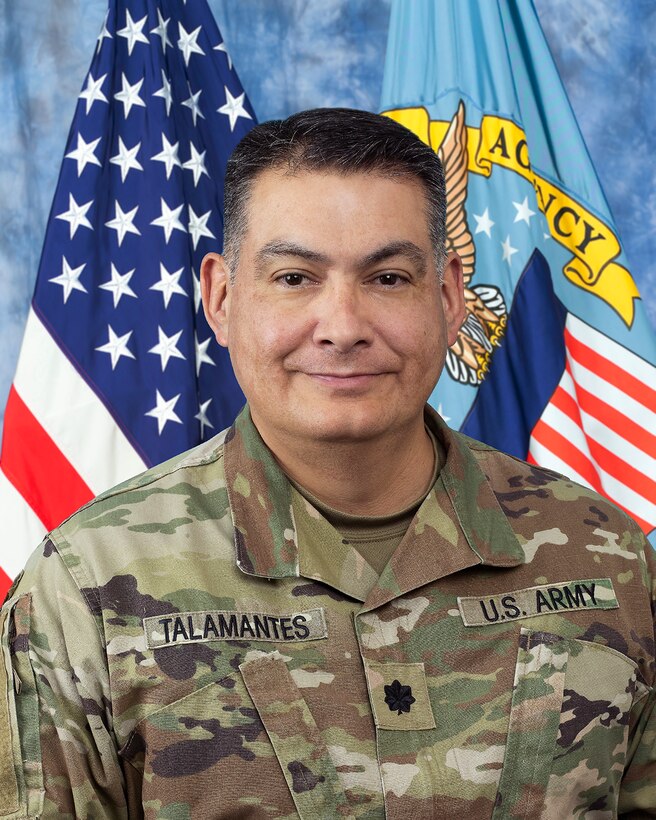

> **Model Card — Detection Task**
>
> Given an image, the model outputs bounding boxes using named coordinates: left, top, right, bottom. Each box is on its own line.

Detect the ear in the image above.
left=200, top=252, right=231, bottom=348
left=440, top=252, right=466, bottom=346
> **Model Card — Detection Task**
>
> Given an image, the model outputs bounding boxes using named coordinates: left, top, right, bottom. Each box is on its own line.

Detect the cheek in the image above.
left=385, top=314, right=445, bottom=361
left=228, top=303, right=308, bottom=370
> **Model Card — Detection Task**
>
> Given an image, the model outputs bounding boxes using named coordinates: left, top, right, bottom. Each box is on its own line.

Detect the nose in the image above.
left=312, top=280, right=374, bottom=353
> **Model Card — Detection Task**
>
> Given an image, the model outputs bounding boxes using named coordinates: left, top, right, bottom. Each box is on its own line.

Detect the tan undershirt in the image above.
left=291, top=428, right=444, bottom=575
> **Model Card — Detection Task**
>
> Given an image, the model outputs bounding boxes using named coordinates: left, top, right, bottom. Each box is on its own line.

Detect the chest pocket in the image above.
left=493, top=627, right=649, bottom=820
left=119, top=652, right=349, bottom=820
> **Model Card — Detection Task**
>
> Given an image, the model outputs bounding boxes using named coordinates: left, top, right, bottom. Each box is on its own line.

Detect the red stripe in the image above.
left=552, top=383, right=656, bottom=520
left=531, top=419, right=602, bottom=491
left=550, top=385, right=584, bottom=427
left=575, top=383, right=656, bottom=459
left=0, top=564, right=11, bottom=604
left=531, top=418, right=652, bottom=533
left=565, top=328, right=656, bottom=410
left=585, top=437, right=656, bottom=515
left=0, top=387, right=93, bottom=531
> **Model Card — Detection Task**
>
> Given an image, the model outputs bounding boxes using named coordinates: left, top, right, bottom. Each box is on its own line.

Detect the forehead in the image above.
left=241, top=168, right=432, bottom=248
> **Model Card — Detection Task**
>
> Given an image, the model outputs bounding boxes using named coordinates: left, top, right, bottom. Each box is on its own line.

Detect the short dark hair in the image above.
left=222, top=107, right=447, bottom=275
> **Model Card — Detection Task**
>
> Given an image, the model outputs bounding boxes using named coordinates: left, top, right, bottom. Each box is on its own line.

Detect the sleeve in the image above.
left=0, top=538, right=131, bottom=819
left=619, top=686, right=656, bottom=817
left=618, top=533, right=656, bottom=817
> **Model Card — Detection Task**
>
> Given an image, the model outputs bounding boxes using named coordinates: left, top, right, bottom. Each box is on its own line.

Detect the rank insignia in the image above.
left=384, top=679, right=416, bottom=715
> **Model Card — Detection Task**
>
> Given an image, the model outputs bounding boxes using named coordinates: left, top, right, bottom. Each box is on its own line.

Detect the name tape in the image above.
left=143, top=607, right=327, bottom=649
left=457, top=578, right=618, bottom=627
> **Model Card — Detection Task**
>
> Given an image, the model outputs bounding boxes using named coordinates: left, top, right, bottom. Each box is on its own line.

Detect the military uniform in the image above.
left=1, top=405, right=655, bottom=819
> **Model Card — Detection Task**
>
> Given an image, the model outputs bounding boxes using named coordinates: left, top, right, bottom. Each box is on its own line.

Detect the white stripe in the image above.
left=539, top=399, right=594, bottom=463
left=566, top=354, right=656, bottom=435
left=13, top=310, right=147, bottom=494
left=528, top=436, right=593, bottom=489
left=567, top=314, right=656, bottom=390
left=579, top=408, right=656, bottom=479
left=555, top=369, right=655, bottom=476
left=538, top=404, right=655, bottom=526
left=0, top=467, right=47, bottom=579
left=558, top=367, right=577, bottom=399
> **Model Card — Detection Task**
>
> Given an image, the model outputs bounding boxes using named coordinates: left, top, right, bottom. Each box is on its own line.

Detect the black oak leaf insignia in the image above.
left=384, top=679, right=416, bottom=715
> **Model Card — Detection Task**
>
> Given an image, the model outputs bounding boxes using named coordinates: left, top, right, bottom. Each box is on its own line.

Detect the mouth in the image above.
left=303, top=372, right=388, bottom=389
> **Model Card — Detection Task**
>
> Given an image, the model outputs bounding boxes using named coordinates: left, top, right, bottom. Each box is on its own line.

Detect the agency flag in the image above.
left=0, top=0, right=255, bottom=598
left=380, top=0, right=656, bottom=542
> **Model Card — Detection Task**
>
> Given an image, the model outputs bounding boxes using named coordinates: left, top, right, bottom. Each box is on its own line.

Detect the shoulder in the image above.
left=454, top=429, right=651, bottom=560
left=45, top=427, right=234, bottom=590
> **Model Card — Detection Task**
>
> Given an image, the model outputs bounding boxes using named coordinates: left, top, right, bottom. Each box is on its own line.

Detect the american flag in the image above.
left=0, top=0, right=255, bottom=597
left=529, top=314, right=656, bottom=534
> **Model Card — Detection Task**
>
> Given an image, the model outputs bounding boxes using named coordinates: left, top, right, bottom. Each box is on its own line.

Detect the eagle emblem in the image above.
left=438, top=101, right=507, bottom=384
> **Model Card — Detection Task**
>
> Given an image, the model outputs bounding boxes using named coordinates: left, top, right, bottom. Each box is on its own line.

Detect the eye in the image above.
left=277, top=272, right=307, bottom=287
left=375, top=272, right=407, bottom=287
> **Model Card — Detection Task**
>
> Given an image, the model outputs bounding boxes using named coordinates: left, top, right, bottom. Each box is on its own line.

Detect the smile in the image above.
left=304, top=372, right=387, bottom=388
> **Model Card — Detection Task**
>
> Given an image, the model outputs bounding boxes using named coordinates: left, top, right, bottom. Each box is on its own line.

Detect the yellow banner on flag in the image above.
left=384, top=107, right=639, bottom=326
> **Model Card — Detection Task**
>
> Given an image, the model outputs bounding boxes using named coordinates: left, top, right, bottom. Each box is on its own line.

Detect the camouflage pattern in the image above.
left=1, top=404, right=655, bottom=818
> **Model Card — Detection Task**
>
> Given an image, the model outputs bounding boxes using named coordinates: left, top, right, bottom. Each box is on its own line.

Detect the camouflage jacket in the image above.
left=1, top=405, right=655, bottom=819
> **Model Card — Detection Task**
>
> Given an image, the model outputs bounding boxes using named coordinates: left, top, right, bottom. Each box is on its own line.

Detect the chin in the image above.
left=301, top=409, right=393, bottom=443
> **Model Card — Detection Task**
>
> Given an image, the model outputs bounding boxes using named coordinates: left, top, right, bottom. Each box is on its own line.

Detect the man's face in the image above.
left=202, top=169, right=465, bottom=447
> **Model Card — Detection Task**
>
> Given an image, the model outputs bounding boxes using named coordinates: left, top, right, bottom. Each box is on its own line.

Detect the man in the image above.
left=1, top=109, right=654, bottom=819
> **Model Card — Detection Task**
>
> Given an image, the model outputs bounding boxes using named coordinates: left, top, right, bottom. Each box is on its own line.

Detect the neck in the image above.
left=253, top=416, right=435, bottom=516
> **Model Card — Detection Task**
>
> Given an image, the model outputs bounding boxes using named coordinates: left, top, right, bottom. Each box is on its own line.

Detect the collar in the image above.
left=224, top=405, right=524, bottom=607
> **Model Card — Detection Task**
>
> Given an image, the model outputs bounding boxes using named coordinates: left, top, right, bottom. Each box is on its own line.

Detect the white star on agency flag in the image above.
left=183, top=144, right=209, bottom=187
left=79, top=72, right=108, bottom=114
left=177, top=23, right=205, bottom=65
left=182, top=87, right=204, bottom=126
left=105, top=201, right=141, bottom=246
left=65, top=134, right=102, bottom=177
left=49, top=257, right=87, bottom=303
left=473, top=207, right=494, bottom=238
left=195, top=399, right=214, bottom=437
left=146, top=391, right=183, bottom=434
left=217, top=87, right=252, bottom=131
left=501, top=235, right=519, bottom=265
left=195, top=335, right=215, bottom=375
left=117, top=10, right=149, bottom=56
left=151, top=134, right=182, bottom=178
left=99, top=263, right=137, bottom=308
left=188, top=206, right=215, bottom=249
left=150, top=263, right=187, bottom=308
left=149, top=327, right=186, bottom=371
left=437, top=403, right=451, bottom=424
left=512, top=196, right=536, bottom=225
left=151, top=9, right=172, bottom=51
left=151, top=198, right=187, bottom=243
left=153, top=71, right=173, bottom=115
left=110, top=137, right=143, bottom=182
left=56, top=194, right=93, bottom=238
left=114, top=73, right=146, bottom=118
left=95, top=326, right=136, bottom=370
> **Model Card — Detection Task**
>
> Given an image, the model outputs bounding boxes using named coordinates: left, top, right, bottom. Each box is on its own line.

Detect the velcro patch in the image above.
left=458, top=578, right=618, bottom=627
left=144, top=607, right=327, bottom=649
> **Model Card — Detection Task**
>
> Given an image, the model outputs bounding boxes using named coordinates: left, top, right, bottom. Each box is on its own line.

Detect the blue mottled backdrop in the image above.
left=0, top=0, right=653, bottom=432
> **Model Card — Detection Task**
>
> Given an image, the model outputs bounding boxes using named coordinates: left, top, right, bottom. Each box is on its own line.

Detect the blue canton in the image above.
left=32, top=0, right=255, bottom=466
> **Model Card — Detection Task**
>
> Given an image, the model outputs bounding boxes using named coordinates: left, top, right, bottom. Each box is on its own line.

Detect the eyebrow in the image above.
left=254, top=241, right=330, bottom=276
left=358, top=240, right=428, bottom=275
left=254, top=239, right=428, bottom=277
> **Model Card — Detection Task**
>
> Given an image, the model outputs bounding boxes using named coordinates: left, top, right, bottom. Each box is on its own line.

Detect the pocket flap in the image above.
left=240, top=652, right=351, bottom=820
left=493, top=629, right=567, bottom=820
